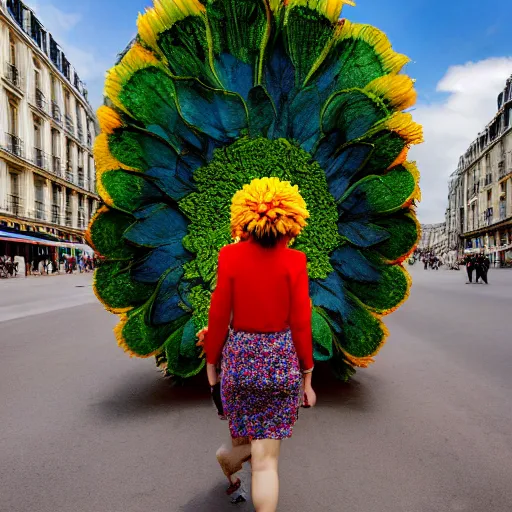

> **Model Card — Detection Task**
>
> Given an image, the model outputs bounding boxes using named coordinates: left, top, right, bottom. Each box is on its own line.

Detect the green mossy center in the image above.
left=179, top=137, right=341, bottom=327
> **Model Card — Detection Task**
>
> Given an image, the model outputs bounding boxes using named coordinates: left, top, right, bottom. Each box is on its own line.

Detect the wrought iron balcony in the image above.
left=4, top=62, right=22, bottom=90
left=51, top=204, right=61, bottom=224
left=52, top=156, right=62, bottom=176
left=52, top=101, right=62, bottom=124
left=33, top=148, right=48, bottom=169
left=65, top=114, right=75, bottom=135
left=5, top=133, right=24, bottom=158
left=35, top=88, right=47, bottom=113
left=34, top=200, right=46, bottom=221
left=7, top=194, right=22, bottom=216
left=65, top=165, right=75, bottom=184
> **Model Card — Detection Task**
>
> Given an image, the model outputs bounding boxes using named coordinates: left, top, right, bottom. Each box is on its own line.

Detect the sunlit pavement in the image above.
left=1, top=267, right=512, bottom=512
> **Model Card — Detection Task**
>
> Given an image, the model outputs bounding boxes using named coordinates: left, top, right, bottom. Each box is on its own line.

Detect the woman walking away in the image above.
left=205, top=177, right=316, bottom=512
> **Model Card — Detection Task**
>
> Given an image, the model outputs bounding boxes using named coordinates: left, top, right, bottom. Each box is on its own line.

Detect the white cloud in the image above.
left=410, top=57, right=512, bottom=224
left=24, top=1, right=108, bottom=84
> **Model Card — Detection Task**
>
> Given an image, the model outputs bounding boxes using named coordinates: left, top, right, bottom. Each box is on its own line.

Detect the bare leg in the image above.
left=216, top=436, right=251, bottom=485
left=251, top=439, right=281, bottom=512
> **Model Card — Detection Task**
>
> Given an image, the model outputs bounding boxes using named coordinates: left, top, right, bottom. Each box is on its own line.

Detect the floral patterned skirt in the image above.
left=221, top=329, right=302, bottom=440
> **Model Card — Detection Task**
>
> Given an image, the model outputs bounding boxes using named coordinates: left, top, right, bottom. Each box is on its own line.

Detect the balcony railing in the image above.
left=52, top=101, right=62, bottom=124
left=66, top=166, right=75, bottom=184
left=7, top=194, right=22, bottom=216
left=34, top=200, right=46, bottom=221
left=52, top=156, right=62, bottom=176
left=65, top=115, right=75, bottom=135
left=51, top=204, right=61, bottom=224
left=78, top=167, right=85, bottom=188
left=33, top=148, right=48, bottom=169
left=34, top=88, right=47, bottom=113
left=5, top=133, right=24, bottom=158
left=4, top=62, right=22, bottom=90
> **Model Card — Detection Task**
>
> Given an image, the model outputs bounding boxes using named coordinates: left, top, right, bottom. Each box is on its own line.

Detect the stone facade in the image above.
left=419, top=222, right=448, bottom=256
left=445, top=75, right=512, bottom=266
left=0, top=0, right=98, bottom=242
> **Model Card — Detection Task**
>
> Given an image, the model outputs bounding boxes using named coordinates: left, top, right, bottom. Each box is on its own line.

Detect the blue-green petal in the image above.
left=124, top=204, right=188, bottom=248
left=175, top=79, right=248, bottom=143
left=330, top=246, right=380, bottom=283
left=151, top=267, right=188, bottom=325
left=314, top=141, right=373, bottom=201
left=338, top=220, right=390, bottom=248
left=290, top=86, right=322, bottom=152
left=132, top=242, right=191, bottom=283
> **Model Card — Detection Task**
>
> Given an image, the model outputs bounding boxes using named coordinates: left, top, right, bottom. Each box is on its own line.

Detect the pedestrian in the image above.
left=482, top=255, right=490, bottom=284
left=464, top=255, right=475, bottom=284
left=475, top=253, right=489, bottom=284
left=204, top=177, right=316, bottom=512
left=424, top=257, right=428, bottom=270
left=196, top=326, right=252, bottom=504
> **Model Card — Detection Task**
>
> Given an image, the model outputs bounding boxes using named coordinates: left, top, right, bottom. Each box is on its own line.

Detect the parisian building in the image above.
left=418, top=223, right=448, bottom=258
left=0, top=0, right=98, bottom=264
left=445, top=74, right=512, bottom=267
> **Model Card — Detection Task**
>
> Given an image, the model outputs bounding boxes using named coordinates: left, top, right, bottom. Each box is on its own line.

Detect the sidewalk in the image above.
left=0, top=272, right=96, bottom=323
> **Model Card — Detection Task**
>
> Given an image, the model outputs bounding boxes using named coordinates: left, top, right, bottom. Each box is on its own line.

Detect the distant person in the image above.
left=464, top=255, right=475, bottom=284
left=423, top=257, right=428, bottom=270
left=476, top=254, right=489, bottom=284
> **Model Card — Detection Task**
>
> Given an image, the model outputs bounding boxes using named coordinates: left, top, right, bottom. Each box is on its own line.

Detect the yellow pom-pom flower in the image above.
left=231, top=177, right=310, bottom=240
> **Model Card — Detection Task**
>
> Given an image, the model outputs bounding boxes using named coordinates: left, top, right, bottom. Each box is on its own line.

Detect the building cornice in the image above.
left=463, top=218, right=512, bottom=238
left=0, top=212, right=87, bottom=238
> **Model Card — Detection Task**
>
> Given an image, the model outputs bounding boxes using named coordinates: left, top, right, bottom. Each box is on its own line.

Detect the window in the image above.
left=51, top=129, right=60, bottom=156
left=487, top=189, right=492, bottom=206
left=9, top=33, right=16, bottom=65
left=51, top=75, right=57, bottom=101
left=34, top=60, right=41, bottom=91
left=34, top=178, right=45, bottom=220
left=8, top=99, right=18, bottom=135
left=33, top=117, right=42, bottom=149
left=10, top=172, right=19, bottom=197
left=9, top=172, right=21, bottom=215
left=64, top=91, right=71, bottom=116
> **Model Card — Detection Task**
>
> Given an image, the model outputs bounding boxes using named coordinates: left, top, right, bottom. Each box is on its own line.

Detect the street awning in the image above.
left=0, top=230, right=75, bottom=248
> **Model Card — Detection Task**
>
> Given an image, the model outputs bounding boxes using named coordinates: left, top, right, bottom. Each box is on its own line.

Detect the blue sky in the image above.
left=26, top=0, right=512, bottom=223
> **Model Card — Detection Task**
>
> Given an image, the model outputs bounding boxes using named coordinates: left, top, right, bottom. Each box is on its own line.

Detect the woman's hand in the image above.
left=303, top=384, right=317, bottom=408
left=302, top=371, right=316, bottom=408
left=196, top=327, right=208, bottom=343
left=207, top=363, right=220, bottom=387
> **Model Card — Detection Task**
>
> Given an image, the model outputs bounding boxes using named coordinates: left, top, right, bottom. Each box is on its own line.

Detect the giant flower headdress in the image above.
left=88, top=0, right=423, bottom=380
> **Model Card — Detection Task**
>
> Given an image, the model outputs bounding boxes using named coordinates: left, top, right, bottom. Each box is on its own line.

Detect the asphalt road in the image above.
left=1, top=268, right=512, bottom=512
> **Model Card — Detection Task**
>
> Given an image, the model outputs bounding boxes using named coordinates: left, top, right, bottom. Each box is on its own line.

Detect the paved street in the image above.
left=1, top=268, right=512, bottom=512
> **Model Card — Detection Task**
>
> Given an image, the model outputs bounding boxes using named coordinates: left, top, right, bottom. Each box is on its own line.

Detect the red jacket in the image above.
left=205, top=239, right=314, bottom=370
